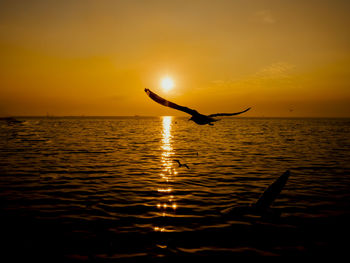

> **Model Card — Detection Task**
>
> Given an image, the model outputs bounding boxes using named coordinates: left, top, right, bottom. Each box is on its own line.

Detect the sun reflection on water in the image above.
left=154, top=116, right=177, bottom=232
left=161, top=116, right=173, bottom=167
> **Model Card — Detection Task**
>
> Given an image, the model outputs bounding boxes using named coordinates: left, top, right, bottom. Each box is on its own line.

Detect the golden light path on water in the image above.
left=154, top=116, right=177, bottom=233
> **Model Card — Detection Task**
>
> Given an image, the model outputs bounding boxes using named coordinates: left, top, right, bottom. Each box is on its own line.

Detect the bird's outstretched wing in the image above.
left=145, top=89, right=199, bottom=116
left=208, top=107, right=251, bottom=117
left=254, top=170, right=290, bottom=211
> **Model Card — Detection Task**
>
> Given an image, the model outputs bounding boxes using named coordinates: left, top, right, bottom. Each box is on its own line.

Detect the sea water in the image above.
left=0, top=117, right=349, bottom=259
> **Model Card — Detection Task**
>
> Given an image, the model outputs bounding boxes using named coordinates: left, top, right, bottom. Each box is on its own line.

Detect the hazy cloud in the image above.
left=212, top=62, right=295, bottom=91
left=257, top=62, right=295, bottom=79
left=256, top=10, right=276, bottom=24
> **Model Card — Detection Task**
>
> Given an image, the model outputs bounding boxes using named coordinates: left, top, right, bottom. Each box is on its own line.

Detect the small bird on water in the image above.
left=144, top=88, right=251, bottom=125
left=174, top=159, right=190, bottom=169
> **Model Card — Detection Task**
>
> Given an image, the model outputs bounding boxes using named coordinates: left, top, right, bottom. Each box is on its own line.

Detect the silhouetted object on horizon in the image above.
left=221, top=170, right=290, bottom=219
left=174, top=159, right=190, bottom=169
left=0, top=117, right=23, bottom=125
left=144, top=89, right=251, bottom=125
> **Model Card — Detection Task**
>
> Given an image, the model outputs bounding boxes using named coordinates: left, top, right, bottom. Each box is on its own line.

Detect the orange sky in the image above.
left=0, top=0, right=349, bottom=117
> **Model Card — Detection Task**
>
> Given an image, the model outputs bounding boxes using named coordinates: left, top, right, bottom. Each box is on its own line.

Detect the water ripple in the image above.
left=0, top=117, right=349, bottom=259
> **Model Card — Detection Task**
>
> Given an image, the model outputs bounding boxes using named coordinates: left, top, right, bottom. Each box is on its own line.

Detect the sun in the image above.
left=160, top=77, right=175, bottom=92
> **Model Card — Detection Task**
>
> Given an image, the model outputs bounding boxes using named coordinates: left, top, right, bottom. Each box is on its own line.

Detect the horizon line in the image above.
left=2, top=115, right=349, bottom=119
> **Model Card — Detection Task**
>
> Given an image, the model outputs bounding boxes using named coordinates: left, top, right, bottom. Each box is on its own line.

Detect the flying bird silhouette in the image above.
left=174, top=159, right=190, bottom=169
left=144, top=89, right=251, bottom=125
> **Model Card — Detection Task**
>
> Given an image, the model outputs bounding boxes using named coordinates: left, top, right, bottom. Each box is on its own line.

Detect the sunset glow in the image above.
left=0, top=1, right=349, bottom=117
left=0, top=1, right=349, bottom=259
